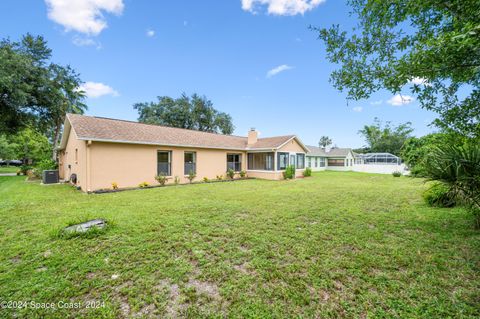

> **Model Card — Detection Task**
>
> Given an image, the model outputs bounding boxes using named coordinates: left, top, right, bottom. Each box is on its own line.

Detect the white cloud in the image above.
left=72, top=36, right=102, bottom=49
left=266, top=64, right=293, bottom=78
left=387, top=94, right=414, bottom=106
left=352, top=106, right=363, bottom=112
left=45, top=0, right=124, bottom=35
left=408, top=77, right=429, bottom=86
left=242, top=0, right=326, bottom=16
left=146, top=29, right=155, bottom=37
left=370, top=100, right=382, bottom=105
left=78, top=82, right=119, bottom=98
left=72, top=36, right=97, bottom=47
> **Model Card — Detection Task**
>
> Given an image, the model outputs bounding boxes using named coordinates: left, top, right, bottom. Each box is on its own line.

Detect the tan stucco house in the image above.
left=58, top=114, right=310, bottom=192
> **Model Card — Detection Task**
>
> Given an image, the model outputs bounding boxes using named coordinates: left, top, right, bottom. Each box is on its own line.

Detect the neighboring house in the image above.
left=58, top=114, right=310, bottom=192
left=305, top=146, right=355, bottom=171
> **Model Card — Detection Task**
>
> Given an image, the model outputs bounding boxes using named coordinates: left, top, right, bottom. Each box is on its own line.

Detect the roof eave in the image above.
left=75, top=137, right=248, bottom=151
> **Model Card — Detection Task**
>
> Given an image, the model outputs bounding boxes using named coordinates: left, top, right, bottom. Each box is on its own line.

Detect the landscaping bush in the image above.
left=392, top=171, right=402, bottom=177
left=283, top=165, right=295, bottom=179
left=155, top=173, right=168, bottom=186
left=423, top=142, right=480, bottom=227
left=111, top=182, right=118, bottom=190
left=423, top=182, right=455, bottom=208
left=203, top=177, right=209, bottom=183
left=19, top=164, right=32, bottom=175
left=216, top=175, right=224, bottom=181
left=227, top=168, right=235, bottom=179
left=33, top=159, right=57, bottom=178
left=240, top=170, right=246, bottom=178
left=138, top=182, right=149, bottom=188
left=303, top=167, right=312, bottom=177
left=174, top=176, right=180, bottom=185
left=187, top=170, right=196, bottom=183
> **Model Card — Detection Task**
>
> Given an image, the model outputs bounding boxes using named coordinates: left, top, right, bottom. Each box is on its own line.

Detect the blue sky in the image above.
left=0, top=0, right=438, bottom=148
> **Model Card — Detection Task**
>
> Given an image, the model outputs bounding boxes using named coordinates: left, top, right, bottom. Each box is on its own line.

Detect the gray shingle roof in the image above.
left=306, top=145, right=352, bottom=158
left=63, top=114, right=302, bottom=151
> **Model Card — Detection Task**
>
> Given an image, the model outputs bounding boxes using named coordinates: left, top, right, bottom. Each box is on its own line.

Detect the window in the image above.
left=296, top=153, right=305, bottom=169
left=184, top=152, right=196, bottom=175
left=227, top=154, right=242, bottom=171
left=157, top=151, right=172, bottom=176
left=328, top=159, right=344, bottom=167
left=248, top=152, right=274, bottom=171
left=307, top=157, right=311, bottom=168
left=277, top=152, right=289, bottom=170
left=319, top=157, right=326, bottom=167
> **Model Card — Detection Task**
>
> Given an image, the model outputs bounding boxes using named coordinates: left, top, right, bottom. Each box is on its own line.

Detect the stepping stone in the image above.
left=64, top=219, right=106, bottom=233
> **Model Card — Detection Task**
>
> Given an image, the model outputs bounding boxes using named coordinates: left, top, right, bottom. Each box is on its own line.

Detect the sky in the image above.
left=0, top=0, right=439, bottom=148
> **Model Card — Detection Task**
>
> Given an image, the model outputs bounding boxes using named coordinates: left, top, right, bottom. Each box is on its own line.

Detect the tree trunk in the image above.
left=51, top=119, right=62, bottom=162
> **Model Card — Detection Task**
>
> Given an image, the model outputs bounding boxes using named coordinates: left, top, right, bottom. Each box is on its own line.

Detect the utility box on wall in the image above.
left=42, top=170, right=59, bottom=184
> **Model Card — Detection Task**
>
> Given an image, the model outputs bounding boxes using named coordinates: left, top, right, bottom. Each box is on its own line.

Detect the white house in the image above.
left=306, top=146, right=407, bottom=175
left=306, top=146, right=355, bottom=171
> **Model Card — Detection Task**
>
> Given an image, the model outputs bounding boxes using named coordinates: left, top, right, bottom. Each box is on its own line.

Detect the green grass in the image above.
left=0, top=172, right=478, bottom=318
left=0, top=166, right=18, bottom=174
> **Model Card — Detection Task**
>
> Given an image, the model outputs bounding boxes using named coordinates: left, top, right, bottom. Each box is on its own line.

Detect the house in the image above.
left=305, top=145, right=356, bottom=171
left=58, top=114, right=310, bottom=192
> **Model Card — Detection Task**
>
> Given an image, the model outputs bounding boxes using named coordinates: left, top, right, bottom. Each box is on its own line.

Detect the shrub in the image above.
left=19, top=164, right=32, bottom=175
left=423, top=142, right=480, bottom=226
left=216, top=175, right=224, bottom=181
left=392, top=171, right=402, bottom=177
left=174, top=176, right=180, bottom=185
left=203, top=177, right=209, bottom=183
left=155, top=173, right=168, bottom=186
left=240, top=170, right=246, bottom=178
left=138, top=182, right=149, bottom=188
left=227, top=168, right=235, bottom=179
left=187, top=170, right=196, bottom=183
left=111, top=182, right=118, bottom=190
left=303, top=167, right=312, bottom=177
left=283, top=165, right=295, bottom=179
left=423, top=182, right=455, bottom=208
left=33, top=159, right=57, bottom=178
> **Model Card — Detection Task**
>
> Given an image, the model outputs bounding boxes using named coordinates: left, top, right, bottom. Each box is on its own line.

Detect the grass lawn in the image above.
left=0, top=172, right=478, bottom=318
left=0, top=166, right=18, bottom=174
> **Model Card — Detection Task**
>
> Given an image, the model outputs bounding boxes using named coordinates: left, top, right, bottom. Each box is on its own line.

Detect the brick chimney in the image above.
left=248, top=128, right=258, bottom=145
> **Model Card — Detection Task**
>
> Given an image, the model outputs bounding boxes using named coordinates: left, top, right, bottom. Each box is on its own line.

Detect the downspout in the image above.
left=86, top=140, right=92, bottom=192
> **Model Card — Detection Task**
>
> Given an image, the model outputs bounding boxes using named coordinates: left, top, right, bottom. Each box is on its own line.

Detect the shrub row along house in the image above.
left=59, top=114, right=310, bottom=192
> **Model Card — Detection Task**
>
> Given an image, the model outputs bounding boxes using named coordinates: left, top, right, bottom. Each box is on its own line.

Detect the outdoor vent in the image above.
left=42, top=170, right=59, bottom=184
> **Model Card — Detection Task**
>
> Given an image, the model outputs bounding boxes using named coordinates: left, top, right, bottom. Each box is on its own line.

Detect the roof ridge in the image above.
left=67, top=113, right=247, bottom=139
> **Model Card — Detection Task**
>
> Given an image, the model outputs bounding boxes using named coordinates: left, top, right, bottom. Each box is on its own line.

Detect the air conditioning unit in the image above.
left=42, top=170, right=59, bottom=184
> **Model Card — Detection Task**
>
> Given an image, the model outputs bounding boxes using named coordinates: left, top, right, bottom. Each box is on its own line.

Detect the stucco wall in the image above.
left=278, top=139, right=305, bottom=153
left=88, top=142, right=247, bottom=191
left=58, top=129, right=87, bottom=190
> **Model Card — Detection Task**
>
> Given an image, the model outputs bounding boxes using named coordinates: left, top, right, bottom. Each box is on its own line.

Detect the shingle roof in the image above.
left=327, top=148, right=352, bottom=157
left=306, top=145, right=352, bottom=157
left=64, top=114, right=298, bottom=151
left=305, top=145, right=328, bottom=156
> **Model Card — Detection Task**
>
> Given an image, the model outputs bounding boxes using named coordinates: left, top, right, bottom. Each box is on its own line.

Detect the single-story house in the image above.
left=58, top=114, right=310, bottom=192
left=305, top=145, right=356, bottom=171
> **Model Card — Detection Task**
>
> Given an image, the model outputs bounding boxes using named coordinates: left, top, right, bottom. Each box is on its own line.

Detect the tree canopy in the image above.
left=358, top=118, right=413, bottom=155
left=318, top=136, right=332, bottom=148
left=314, top=0, right=480, bottom=137
left=134, top=93, right=235, bottom=135
left=0, top=34, right=86, bottom=159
